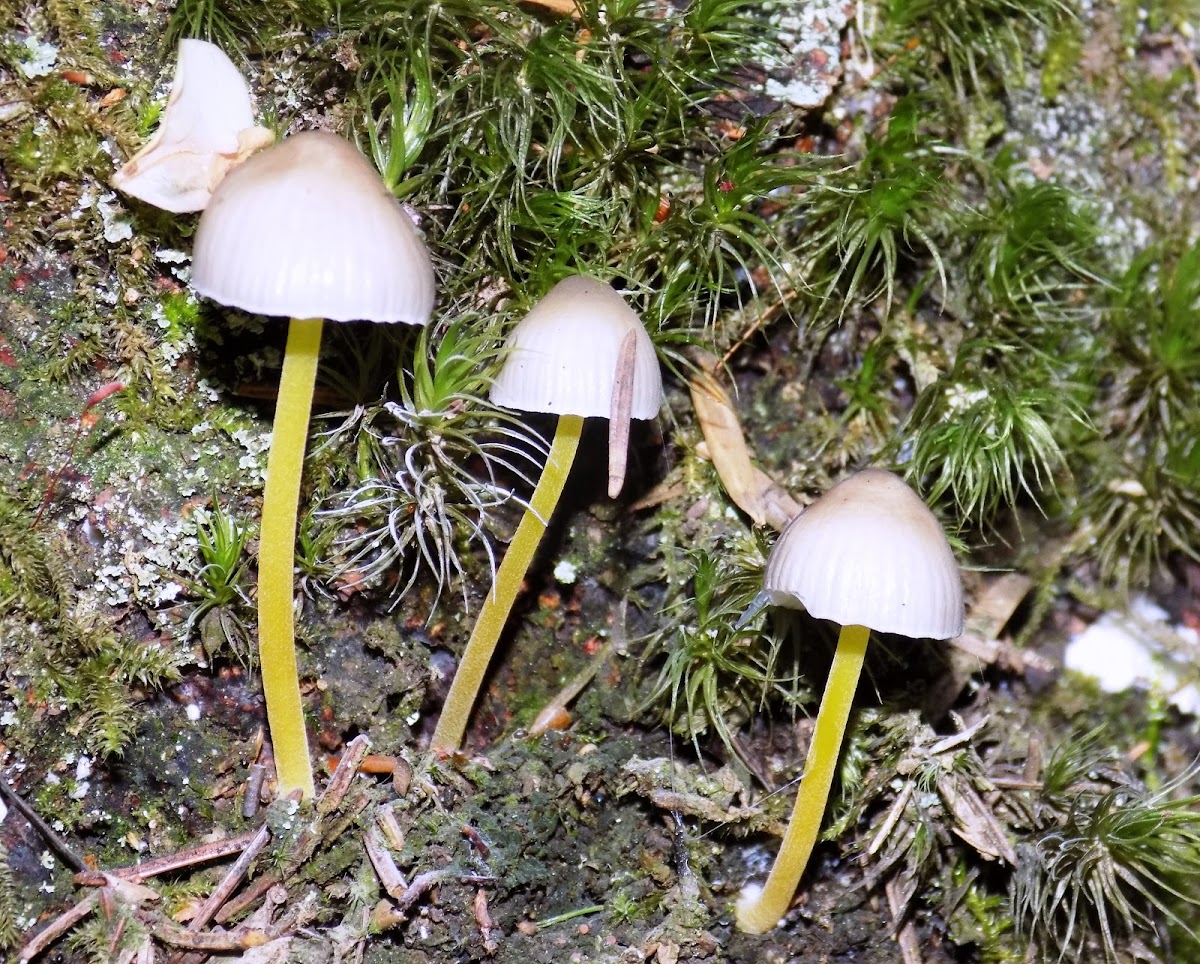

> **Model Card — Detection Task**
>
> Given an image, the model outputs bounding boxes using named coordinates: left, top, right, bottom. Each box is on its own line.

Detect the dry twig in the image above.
left=364, top=826, right=410, bottom=900
left=187, top=824, right=272, bottom=933
left=0, top=775, right=87, bottom=872
left=74, top=829, right=262, bottom=886
left=370, top=869, right=454, bottom=931
left=18, top=892, right=99, bottom=963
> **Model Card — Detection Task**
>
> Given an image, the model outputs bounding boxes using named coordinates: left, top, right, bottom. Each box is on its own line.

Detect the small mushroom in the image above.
left=735, top=468, right=963, bottom=934
left=111, top=39, right=274, bottom=213
left=192, top=130, right=435, bottom=799
left=430, top=275, right=663, bottom=751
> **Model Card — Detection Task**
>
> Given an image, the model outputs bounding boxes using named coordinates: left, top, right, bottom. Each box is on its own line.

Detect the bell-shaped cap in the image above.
left=489, top=275, right=663, bottom=419
left=765, top=469, right=963, bottom=639
left=111, top=39, right=274, bottom=213
left=191, top=130, right=435, bottom=324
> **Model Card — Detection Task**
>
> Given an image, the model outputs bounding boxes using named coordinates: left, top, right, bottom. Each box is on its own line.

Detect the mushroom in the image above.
left=112, top=39, right=274, bottom=213
left=735, top=468, right=963, bottom=934
left=192, top=131, right=435, bottom=798
left=429, top=275, right=663, bottom=751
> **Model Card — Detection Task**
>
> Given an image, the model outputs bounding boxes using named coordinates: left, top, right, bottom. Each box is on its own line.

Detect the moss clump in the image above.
left=1, top=493, right=182, bottom=758
left=640, top=542, right=810, bottom=768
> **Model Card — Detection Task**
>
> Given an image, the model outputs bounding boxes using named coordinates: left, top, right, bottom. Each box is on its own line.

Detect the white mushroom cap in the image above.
left=191, top=130, right=435, bottom=324
left=765, top=469, right=964, bottom=639
left=489, top=276, right=663, bottom=419
left=111, top=39, right=274, bottom=213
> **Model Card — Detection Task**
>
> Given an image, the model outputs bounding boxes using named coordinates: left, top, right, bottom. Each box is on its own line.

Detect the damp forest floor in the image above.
left=5, top=0, right=1200, bottom=962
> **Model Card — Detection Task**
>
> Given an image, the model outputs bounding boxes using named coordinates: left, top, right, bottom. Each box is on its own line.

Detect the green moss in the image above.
left=1117, top=0, right=1200, bottom=43
left=67, top=911, right=149, bottom=963
left=323, top=0, right=810, bottom=349
left=1077, top=236, right=1200, bottom=587
left=0, top=76, right=110, bottom=195
left=1040, top=14, right=1084, bottom=100
left=899, top=373, right=1083, bottom=529
left=640, top=539, right=811, bottom=766
left=1014, top=761, right=1200, bottom=959
left=164, top=0, right=283, bottom=52
left=948, top=862, right=1022, bottom=963
left=0, top=846, right=18, bottom=951
left=963, top=159, right=1102, bottom=323
left=882, top=0, right=1076, bottom=97
left=5, top=0, right=1200, bottom=959
left=0, top=493, right=55, bottom=619
left=312, top=318, right=543, bottom=606
left=0, top=492, right=183, bottom=758
left=800, top=95, right=955, bottom=319
left=160, top=291, right=201, bottom=343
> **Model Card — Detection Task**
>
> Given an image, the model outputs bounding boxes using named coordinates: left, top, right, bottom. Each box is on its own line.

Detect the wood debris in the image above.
left=22, top=737, right=373, bottom=962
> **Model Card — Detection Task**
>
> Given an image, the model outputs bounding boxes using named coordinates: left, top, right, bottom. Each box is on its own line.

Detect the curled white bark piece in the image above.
left=112, top=39, right=274, bottom=213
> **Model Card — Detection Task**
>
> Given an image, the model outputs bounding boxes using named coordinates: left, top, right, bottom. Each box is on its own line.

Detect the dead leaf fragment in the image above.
left=521, top=0, right=582, bottom=16
left=688, top=350, right=802, bottom=530
left=99, top=87, right=128, bottom=108
left=936, top=774, right=1017, bottom=864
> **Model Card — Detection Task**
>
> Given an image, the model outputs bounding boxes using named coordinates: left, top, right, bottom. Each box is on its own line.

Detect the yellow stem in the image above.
left=258, top=317, right=322, bottom=800
left=735, top=622, right=870, bottom=934
left=431, top=414, right=584, bottom=752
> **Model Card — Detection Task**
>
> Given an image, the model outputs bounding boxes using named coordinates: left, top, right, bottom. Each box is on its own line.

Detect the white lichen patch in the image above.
left=15, top=35, right=58, bottom=78
left=89, top=503, right=199, bottom=608
left=229, top=425, right=270, bottom=486
left=70, top=394, right=269, bottom=616
left=156, top=247, right=192, bottom=282
left=194, top=380, right=222, bottom=404
left=760, top=0, right=854, bottom=109
left=96, top=192, right=134, bottom=243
